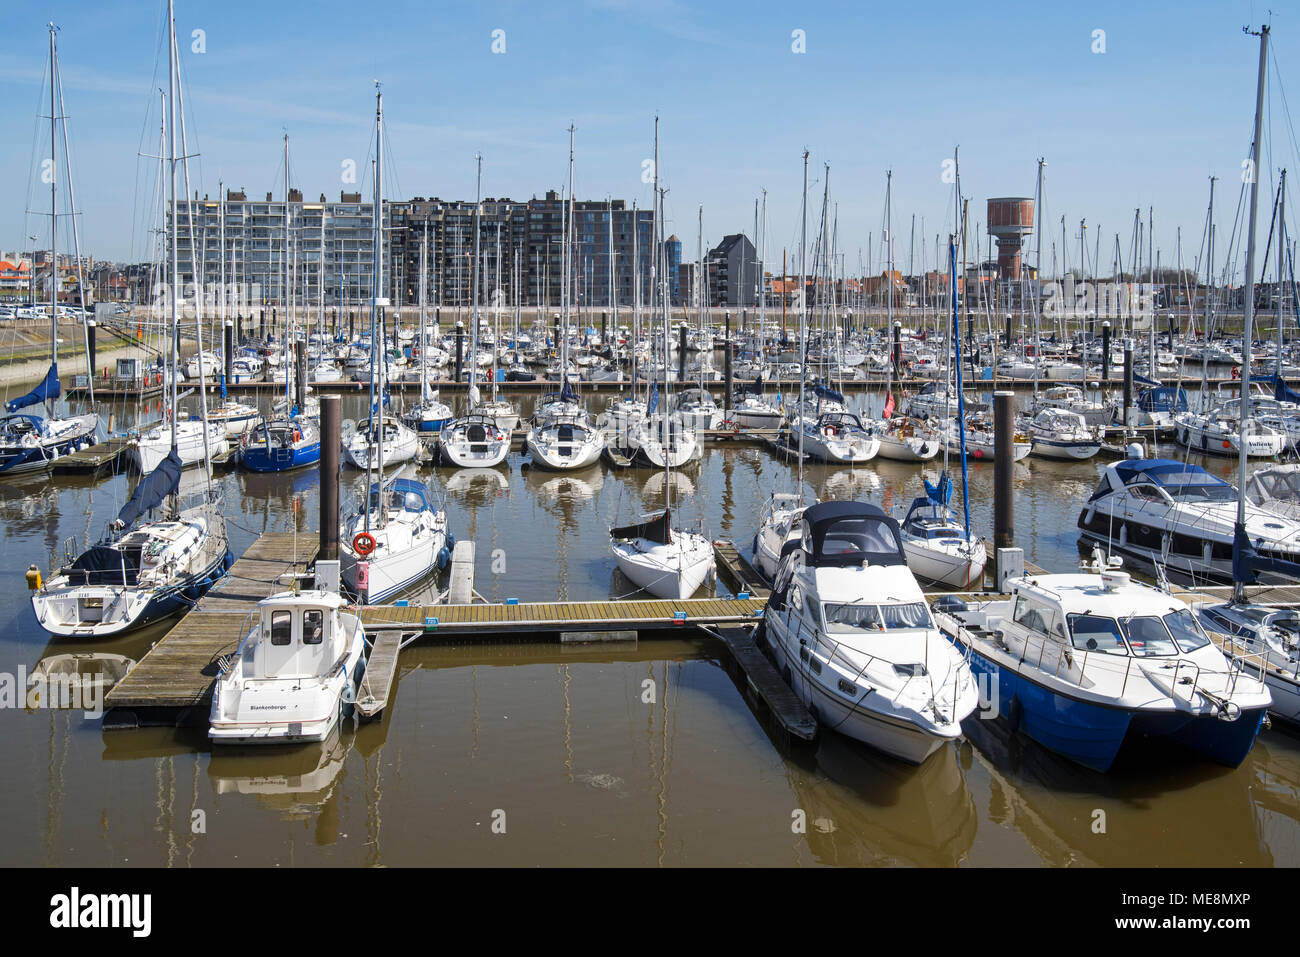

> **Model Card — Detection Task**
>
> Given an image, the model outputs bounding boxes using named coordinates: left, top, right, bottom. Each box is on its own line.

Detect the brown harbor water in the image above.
left=1, top=388, right=1297, bottom=867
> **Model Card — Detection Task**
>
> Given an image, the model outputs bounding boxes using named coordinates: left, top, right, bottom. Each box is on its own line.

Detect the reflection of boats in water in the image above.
left=960, top=702, right=1276, bottom=866
left=26, top=652, right=134, bottom=710
left=207, top=725, right=351, bottom=820
left=708, top=635, right=977, bottom=865
left=789, top=735, right=977, bottom=866
left=641, top=468, right=694, bottom=503
left=443, top=467, right=510, bottom=504
left=526, top=464, right=603, bottom=507
left=817, top=467, right=880, bottom=500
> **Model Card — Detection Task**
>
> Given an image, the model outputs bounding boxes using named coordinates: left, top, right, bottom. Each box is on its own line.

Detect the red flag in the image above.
left=882, top=391, right=895, bottom=420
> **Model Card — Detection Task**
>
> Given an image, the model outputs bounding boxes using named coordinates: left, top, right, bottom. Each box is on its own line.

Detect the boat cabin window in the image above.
left=1129, top=484, right=1164, bottom=502
left=1013, top=596, right=1065, bottom=639
left=824, top=603, right=883, bottom=633
left=1066, top=614, right=1128, bottom=655
left=819, top=517, right=897, bottom=556
left=270, top=610, right=292, bottom=646
left=303, top=609, right=324, bottom=645
left=1161, top=609, right=1211, bottom=652
left=880, top=602, right=932, bottom=630
left=1119, top=616, right=1180, bottom=657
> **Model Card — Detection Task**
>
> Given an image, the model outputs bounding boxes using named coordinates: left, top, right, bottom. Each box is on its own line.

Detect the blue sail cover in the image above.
left=559, top=383, right=579, bottom=404
left=924, top=472, right=952, bottom=506
left=1232, top=522, right=1300, bottom=585
left=1274, top=373, right=1300, bottom=405
left=646, top=381, right=659, bottom=415
left=813, top=382, right=844, bottom=404
left=6, top=364, right=59, bottom=413
left=116, top=449, right=182, bottom=527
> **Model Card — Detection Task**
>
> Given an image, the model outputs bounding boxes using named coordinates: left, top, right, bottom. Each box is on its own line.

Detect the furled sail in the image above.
left=6, top=364, right=59, bottom=413
left=116, top=449, right=182, bottom=527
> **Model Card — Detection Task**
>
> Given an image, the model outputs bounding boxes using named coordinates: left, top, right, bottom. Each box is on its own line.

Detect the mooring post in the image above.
left=892, top=321, right=902, bottom=375
left=724, top=310, right=733, bottom=413
left=320, top=395, right=340, bottom=561
left=223, top=319, right=233, bottom=386
left=454, top=320, right=464, bottom=383
left=87, top=319, right=96, bottom=381
left=1123, top=339, right=1134, bottom=427
left=1101, top=320, right=1111, bottom=383
left=295, top=339, right=307, bottom=411
left=678, top=323, right=688, bottom=381
left=994, top=390, right=1015, bottom=581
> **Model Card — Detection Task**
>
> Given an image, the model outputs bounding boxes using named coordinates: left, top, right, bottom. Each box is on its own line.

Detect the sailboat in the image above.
left=241, top=133, right=321, bottom=473
left=610, top=119, right=714, bottom=599
left=400, top=223, right=453, bottom=434
left=524, top=132, right=605, bottom=471
left=754, top=153, right=816, bottom=582
left=0, top=26, right=98, bottom=477
left=900, top=237, right=987, bottom=589
left=30, top=4, right=231, bottom=636
left=339, top=84, right=450, bottom=604
left=440, top=154, right=515, bottom=470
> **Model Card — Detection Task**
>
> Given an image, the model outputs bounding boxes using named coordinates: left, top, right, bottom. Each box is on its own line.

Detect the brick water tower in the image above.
left=987, top=197, right=1035, bottom=280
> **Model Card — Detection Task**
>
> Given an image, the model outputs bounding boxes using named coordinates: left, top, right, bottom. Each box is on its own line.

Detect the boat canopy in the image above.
left=369, top=477, right=432, bottom=513
left=1112, top=459, right=1229, bottom=489
left=1136, top=386, right=1188, bottom=413
left=116, top=449, right=182, bottom=527
left=799, top=501, right=904, bottom=568
left=611, top=508, right=671, bottom=545
left=6, top=363, right=59, bottom=413
left=66, top=545, right=139, bottom=586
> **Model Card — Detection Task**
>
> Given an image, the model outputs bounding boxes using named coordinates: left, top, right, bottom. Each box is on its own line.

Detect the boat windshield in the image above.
left=1156, top=473, right=1237, bottom=503
left=1067, top=614, right=1129, bottom=655
left=823, top=601, right=931, bottom=633
left=1161, top=608, right=1211, bottom=652
left=1119, top=616, right=1181, bottom=657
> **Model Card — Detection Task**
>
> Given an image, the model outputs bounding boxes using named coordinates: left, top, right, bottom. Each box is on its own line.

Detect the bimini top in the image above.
left=1112, top=459, right=1228, bottom=488
left=1100, top=459, right=1235, bottom=503
left=799, top=501, right=905, bottom=567
left=368, top=477, right=432, bottom=513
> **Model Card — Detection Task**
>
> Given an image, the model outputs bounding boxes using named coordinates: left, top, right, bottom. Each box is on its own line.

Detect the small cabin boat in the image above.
left=209, top=578, right=366, bottom=745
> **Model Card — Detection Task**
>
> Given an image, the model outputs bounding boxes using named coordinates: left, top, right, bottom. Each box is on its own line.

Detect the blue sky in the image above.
left=3, top=0, right=1297, bottom=281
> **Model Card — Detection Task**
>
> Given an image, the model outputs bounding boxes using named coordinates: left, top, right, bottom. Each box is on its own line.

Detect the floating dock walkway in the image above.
left=103, top=530, right=767, bottom=727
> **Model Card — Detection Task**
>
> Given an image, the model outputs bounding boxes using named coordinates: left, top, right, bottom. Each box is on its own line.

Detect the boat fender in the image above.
left=1007, top=695, right=1022, bottom=733
left=437, top=546, right=450, bottom=569
left=752, top=534, right=759, bottom=558
left=25, top=565, right=41, bottom=591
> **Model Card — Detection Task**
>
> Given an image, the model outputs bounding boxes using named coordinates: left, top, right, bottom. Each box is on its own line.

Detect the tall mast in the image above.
left=566, top=131, right=575, bottom=386
left=798, top=150, right=808, bottom=501
left=50, top=27, right=95, bottom=405
left=471, top=152, right=481, bottom=405
left=283, top=132, right=291, bottom=411
left=166, top=1, right=179, bottom=459
left=1202, top=177, right=1216, bottom=405
left=1235, top=24, right=1270, bottom=602
left=419, top=220, right=428, bottom=403
left=1032, top=158, right=1045, bottom=403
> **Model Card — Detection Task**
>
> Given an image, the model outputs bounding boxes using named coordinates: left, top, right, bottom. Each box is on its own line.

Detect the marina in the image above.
left=5, top=0, right=1300, bottom=896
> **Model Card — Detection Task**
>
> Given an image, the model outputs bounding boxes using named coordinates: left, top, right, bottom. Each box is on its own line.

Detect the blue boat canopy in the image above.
left=1111, top=459, right=1231, bottom=490
left=369, top=477, right=432, bottom=513
left=799, top=501, right=905, bottom=568
left=1136, top=386, right=1188, bottom=413
left=116, top=449, right=182, bottom=527
left=6, top=363, right=59, bottom=413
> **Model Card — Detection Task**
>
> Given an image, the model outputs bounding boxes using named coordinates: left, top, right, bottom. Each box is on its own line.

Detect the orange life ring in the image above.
left=352, top=532, right=376, bottom=556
